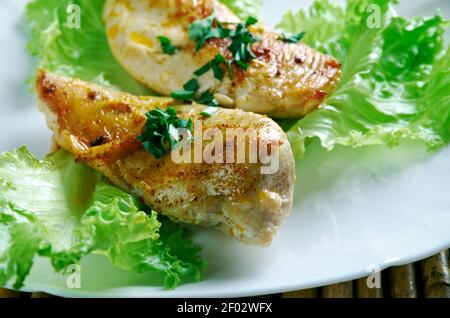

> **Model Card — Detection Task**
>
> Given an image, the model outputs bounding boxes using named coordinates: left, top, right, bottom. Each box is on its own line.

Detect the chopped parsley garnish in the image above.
left=211, top=54, right=226, bottom=80
left=171, top=89, right=195, bottom=101
left=171, top=62, right=223, bottom=105
left=194, top=54, right=231, bottom=81
left=188, top=14, right=260, bottom=72
left=183, top=78, right=200, bottom=92
left=194, top=62, right=212, bottom=77
left=188, top=14, right=231, bottom=51
left=279, top=32, right=306, bottom=44
left=172, top=81, right=219, bottom=107
left=235, top=60, right=250, bottom=70
left=245, top=16, right=258, bottom=26
left=170, top=78, right=201, bottom=100
left=137, top=108, right=193, bottom=159
left=196, top=91, right=219, bottom=107
left=172, top=14, right=260, bottom=106
left=227, top=16, right=259, bottom=69
left=157, top=36, right=178, bottom=55
left=171, top=78, right=198, bottom=101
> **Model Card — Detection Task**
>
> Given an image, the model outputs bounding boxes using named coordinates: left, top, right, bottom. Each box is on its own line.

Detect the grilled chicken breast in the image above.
left=36, top=70, right=295, bottom=246
left=103, top=0, right=341, bottom=119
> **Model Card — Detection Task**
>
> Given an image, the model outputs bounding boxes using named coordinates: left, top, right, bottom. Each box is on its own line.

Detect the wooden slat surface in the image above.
left=1, top=250, right=449, bottom=298
left=421, top=251, right=450, bottom=298
left=282, top=288, right=319, bottom=298
left=321, top=282, right=353, bottom=298
left=388, top=264, right=418, bottom=298
left=30, top=292, right=55, bottom=298
left=0, top=289, right=24, bottom=298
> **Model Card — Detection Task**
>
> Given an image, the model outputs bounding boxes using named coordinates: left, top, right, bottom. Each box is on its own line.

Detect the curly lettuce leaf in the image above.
left=277, top=0, right=450, bottom=157
left=0, top=147, right=205, bottom=290
left=26, top=0, right=152, bottom=95
left=276, top=0, right=348, bottom=59
left=220, top=0, right=263, bottom=18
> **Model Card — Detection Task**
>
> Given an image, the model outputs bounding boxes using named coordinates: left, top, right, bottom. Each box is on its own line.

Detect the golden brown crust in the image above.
left=36, top=70, right=296, bottom=246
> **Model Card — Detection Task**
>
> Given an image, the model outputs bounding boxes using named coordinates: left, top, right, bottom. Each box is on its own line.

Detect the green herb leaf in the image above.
left=212, top=64, right=224, bottom=80
left=157, top=36, right=179, bottom=55
left=188, top=13, right=214, bottom=40
left=235, top=60, right=250, bottom=70
left=194, top=54, right=228, bottom=81
left=171, top=90, right=195, bottom=101
left=245, top=16, right=258, bottom=26
left=228, top=20, right=259, bottom=70
left=188, top=14, right=231, bottom=51
left=279, top=31, right=306, bottom=44
left=212, top=54, right=227, bottom=80
left=227, top=60, right=234, bottom=79
left=188, top=13, right=259, bottom=72
left=194, top=62, right=212, bottom=76
left=195, top=91, right=219, bottom=107
left=183, top=78, right=200, bottom=92
left=138, top=108, right=193, bottom=159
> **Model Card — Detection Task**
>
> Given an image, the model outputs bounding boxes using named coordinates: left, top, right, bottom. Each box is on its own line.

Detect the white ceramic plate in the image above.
left=1, top=0, right=449, bottom=298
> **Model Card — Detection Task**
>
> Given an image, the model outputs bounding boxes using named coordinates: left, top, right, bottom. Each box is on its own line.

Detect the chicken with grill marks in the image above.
left=36, top=70, right=296, bottom=246
left=103, top=0, right=341, bottom=119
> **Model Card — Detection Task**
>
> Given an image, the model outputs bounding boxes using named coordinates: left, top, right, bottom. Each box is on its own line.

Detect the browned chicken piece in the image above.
left=103, top=0, right=341, bottom=119
left=36, top=70, right=296, bottom=246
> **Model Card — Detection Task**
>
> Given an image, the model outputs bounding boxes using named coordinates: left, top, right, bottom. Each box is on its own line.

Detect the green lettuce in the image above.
left=220, top=0, right=263, bottom=18
left=0, top=147, right=205, bottom=289
left=26, top=0, right=152, bottom=95
left=278, top=0, right=450, bottom=157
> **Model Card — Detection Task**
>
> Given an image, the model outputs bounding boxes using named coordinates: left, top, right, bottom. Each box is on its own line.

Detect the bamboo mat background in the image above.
left=1, top=250, right=449, bottom=298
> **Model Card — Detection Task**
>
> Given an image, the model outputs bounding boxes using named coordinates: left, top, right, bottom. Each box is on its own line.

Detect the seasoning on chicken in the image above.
left=103, top=0, right=341, bottom=119
left=36, top=70, right=296, bottom=246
